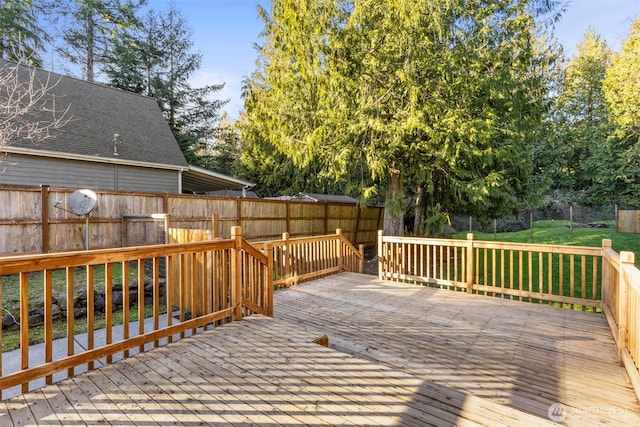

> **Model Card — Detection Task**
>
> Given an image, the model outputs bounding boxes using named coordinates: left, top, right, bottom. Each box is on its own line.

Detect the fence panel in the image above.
left=0, top=185, right=383, bottom=254
left=618, top=210, right=640, bottom=233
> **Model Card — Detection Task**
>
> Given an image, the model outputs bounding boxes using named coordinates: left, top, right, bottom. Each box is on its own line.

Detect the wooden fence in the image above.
left=0, top=184, right=384, bottom=254
left=377, top=231, right=640, bottom=400
left=618, top=210, right=640, bottom=233
left=0, top=226, right=272, bottom=399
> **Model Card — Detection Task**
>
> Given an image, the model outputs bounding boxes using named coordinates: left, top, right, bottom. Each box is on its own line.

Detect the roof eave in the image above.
left=3, top=146, right=188, bottom=171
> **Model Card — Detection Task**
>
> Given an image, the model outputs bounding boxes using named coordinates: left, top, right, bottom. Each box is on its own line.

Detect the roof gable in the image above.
left=1, top=59, right=188, bottom=168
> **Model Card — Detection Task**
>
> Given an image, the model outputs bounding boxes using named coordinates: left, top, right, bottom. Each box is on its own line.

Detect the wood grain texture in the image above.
left=3, top=273, right=639, bottom=425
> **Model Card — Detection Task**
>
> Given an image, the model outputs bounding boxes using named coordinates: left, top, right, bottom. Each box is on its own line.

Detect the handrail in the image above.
left=378, top=231, right=605, bottom=308
left=0, top=226, right=271, bottom=400
left=378, top=231, right=640, bottom=401
left=263, top=229, right=364, bottom=287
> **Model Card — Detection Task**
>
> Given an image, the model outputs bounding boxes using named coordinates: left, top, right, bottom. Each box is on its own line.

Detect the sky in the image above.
left=147, top=0, right=640, bottom=120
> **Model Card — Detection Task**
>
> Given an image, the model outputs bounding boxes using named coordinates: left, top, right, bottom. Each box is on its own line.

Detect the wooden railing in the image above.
left=378, top=231, right=603, bottom=309
left=602, top=242, right=640, bottom=400
left=264, top=229, right=364, bottom=287
left=0, top=226, right=271, bottom=399
left=378, top=231, right=640, bottom=400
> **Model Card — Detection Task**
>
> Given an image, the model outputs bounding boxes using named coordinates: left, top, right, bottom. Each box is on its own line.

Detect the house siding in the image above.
left=0, top=154, right=180, bottom=193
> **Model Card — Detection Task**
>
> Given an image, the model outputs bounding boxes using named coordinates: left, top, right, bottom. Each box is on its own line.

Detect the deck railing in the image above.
left=378, top=231, right=640, bottom=400
left=0, top=226, right=271, bottom=399
left=263, top=229, right=364, bottom=287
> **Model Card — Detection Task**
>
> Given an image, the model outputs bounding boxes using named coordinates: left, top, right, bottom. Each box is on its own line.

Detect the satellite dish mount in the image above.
left=51, top=189, right=98, bottom=250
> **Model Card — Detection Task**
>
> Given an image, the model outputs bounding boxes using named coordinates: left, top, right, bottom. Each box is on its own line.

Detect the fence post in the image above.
left=211, top=213, right=219, bottom=239
left=336, top=229, right=344, bottom=271
left=466, top=233, right=474, bottom=293
left=231, top=226, right=243, bottom=321
left=264, top=242, right=274, bottom=317
left=40, top=185, right=50, bottom=253
left=619, top=251, right=634, bottom=355
left=163, top=214, right=171, bottom=244
left=358, top=244, right=365, bottom=274
left=601, top=239, right=612, bottom=306
left=378, top=230, right=384, bottom=281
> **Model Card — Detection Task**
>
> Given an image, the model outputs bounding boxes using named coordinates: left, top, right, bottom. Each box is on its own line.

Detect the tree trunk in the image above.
left=86, top=12, right=95, bottom=82
left=383, top=166, right=404, bottom=236
left=413, top=183, right=425, bottom=235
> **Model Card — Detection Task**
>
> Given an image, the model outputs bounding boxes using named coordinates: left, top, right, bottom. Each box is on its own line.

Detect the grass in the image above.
left=446, top=219, right=640, bottom=310
left=1, top=304, right=167, bottom=353
left=1, top=263, right=140, bottom=314
left=1, top=263, right=154, bottom=353
left=453, top=220, right=640, bottom=266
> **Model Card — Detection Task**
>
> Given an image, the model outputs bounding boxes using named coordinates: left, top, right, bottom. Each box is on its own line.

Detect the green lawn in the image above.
left=446, top=220, right=640, bottom=310
left=454, top=220, right=640, bottom=266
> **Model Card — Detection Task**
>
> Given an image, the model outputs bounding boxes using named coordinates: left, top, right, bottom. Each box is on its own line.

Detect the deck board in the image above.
left=273, top=273, right=640, bottom=426
left=1, top=272, right=639, bottom=426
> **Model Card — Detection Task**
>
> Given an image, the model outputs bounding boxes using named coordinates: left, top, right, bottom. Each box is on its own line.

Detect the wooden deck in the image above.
left=2, top=272, right=640, bottom=426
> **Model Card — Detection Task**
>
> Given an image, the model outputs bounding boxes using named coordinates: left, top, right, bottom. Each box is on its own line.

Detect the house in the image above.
left=0, top=59, right=252, bottom=194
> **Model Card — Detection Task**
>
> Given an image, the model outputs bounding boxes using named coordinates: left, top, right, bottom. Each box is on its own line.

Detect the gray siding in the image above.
left=115, top=164, right=180, bottom=192
left=0, top=154, right=180, bottom=193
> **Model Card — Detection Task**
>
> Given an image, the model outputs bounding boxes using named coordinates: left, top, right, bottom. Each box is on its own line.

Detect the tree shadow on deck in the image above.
left=273, top=272, right=640, bottom=426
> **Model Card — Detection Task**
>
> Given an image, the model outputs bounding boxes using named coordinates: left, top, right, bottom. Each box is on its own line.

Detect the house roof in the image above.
left=182, top=166, right=254, bottom=194
left=1, top=59, right=255, bottom=193
left=1, top=59, right=188, bottom=168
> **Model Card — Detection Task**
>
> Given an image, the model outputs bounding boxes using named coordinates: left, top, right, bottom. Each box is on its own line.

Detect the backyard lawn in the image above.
left=454, top=219, right=640, bottom=265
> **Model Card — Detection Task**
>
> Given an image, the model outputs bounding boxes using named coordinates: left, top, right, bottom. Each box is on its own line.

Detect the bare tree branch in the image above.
left=0, top=60, right=72, bottom=151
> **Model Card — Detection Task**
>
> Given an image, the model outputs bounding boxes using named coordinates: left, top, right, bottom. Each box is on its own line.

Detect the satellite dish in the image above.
left=68, top=189, right=98, bottom=215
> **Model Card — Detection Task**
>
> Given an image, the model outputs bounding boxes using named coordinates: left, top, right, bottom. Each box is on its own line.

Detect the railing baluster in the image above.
left=138, top=259, right=146, bottom=349
left=44, top=269, right=53, bottom=385
left=66, top=267, right=76, bottom=373
left=20, top=272, right=29, bottom=393
left=548, top=253, right=553, bottom=304
left=122, top=261, right=130, bottom=354
left=105, top=263, right=113, bottom=363
left=527, top=252, right=532, bottom=302
left=87, top=265, right=95, bottom=371
left=570, top=254, right=575, bottom=309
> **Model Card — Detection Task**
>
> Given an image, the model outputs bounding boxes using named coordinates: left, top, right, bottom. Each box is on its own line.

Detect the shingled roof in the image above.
left=1, top=59, right=188, bottom=168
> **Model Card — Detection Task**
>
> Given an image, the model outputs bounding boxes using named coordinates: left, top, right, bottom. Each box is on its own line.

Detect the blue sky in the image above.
left=148, top=0, right=640, bottom=120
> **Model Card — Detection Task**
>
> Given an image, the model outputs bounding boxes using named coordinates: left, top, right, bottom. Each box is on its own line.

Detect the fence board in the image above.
left=619, top=210, right=640, bottom=233
left=0, top=185, right=382, bottom=254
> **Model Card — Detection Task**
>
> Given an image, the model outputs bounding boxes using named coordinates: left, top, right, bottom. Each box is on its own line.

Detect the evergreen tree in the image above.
left=603, top=14, right=640, bottom=207
left=0, top=0, right=47, bottom=66
left=50, top=0, right=143, bottom=82
left=243, top=0, right=560, bottom=234
left=549, top=29, right=615, bottom=204
left=103, top=4, right=228, bottom=168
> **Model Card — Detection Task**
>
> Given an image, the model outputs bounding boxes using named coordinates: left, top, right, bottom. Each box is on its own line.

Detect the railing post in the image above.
left=378, top=230, right=384, bottom=281
left=336, top=229, right=344, bottom=271
left=466, top=233, right=474, bottom=293
left=602, top=239, right=612, bottom=306
left=619, top=251, right=634, bottom=355
left=358, top=244, right=365, bottom=274
left=283, top=232, right=291, bottom=283
left=265, top=242, right=274, bottom=317
left=231, top=226, right=243, bottom=321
